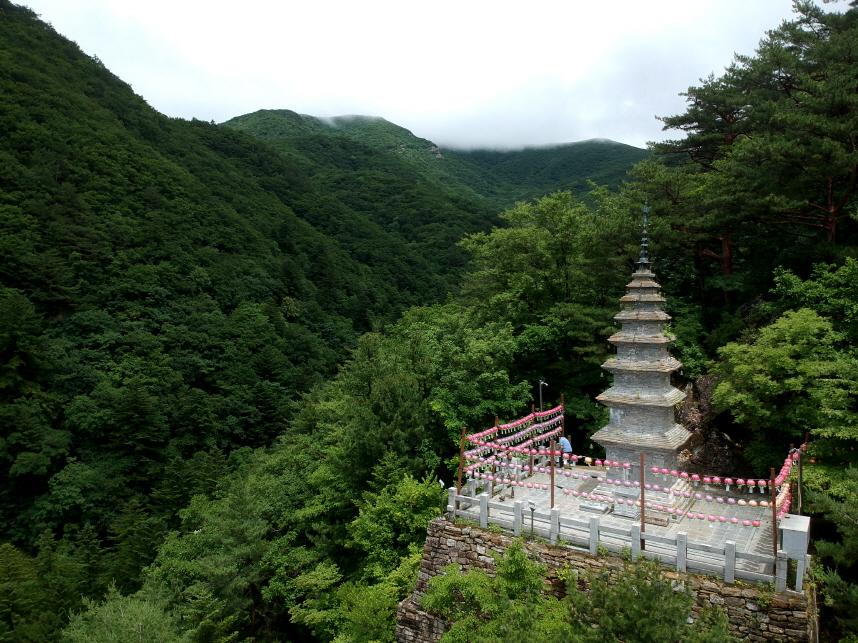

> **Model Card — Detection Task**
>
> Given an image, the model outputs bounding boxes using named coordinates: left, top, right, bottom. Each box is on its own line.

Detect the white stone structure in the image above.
left=590, top=210, right=691, bottom=485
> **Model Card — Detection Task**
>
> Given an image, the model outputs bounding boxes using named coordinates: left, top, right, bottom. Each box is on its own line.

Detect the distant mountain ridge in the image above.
left=223, top=109, right=650, bottom=206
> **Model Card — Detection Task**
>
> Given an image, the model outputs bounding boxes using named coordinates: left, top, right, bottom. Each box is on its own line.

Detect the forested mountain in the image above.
left=2, top=0, right=858, bottom=641
left=0, top=1, right=496, bottom=637
left=224, top=109, right=649, bottom=206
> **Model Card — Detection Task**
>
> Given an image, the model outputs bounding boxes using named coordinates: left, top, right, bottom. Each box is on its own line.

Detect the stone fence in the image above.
left=396, top=518, right=817, bottom=643
left=447, top=488, right=811, bottom=593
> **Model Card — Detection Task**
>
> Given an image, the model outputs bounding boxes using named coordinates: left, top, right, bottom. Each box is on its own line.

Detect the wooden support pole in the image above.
left=560, top=393, right=566, bottom=467
left=529, top=404, right=535, bottom=474
left=456, top=427, right=466, bottom=495
left=770, top=467, right=778, bottom=559
left=639, top=452, right=646, bottom=551
left=550, top=439, right=556, bottom=509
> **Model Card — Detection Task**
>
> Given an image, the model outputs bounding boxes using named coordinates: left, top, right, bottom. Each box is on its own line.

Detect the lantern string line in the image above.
left=463, top=407, right=804, bottom=527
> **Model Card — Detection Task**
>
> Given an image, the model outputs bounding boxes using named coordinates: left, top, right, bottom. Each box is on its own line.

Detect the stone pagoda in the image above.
left=591, top=205, right=690, bottom=488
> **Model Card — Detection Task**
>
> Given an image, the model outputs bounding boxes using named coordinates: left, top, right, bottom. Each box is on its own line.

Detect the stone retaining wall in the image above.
left=396, top=518, right=816, bottom=642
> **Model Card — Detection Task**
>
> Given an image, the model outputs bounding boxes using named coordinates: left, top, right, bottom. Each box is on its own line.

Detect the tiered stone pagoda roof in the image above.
left=591, top=207, right=690, bottom=466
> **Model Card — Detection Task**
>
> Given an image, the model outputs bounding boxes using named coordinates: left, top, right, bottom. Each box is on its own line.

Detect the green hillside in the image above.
left=0, top=0, right=493, bottom=599
left=446, top=140, right=650, bottom=202
left=224, top=109, right=649, bottom=206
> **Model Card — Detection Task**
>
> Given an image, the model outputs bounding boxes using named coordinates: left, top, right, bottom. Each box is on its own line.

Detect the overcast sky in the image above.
left=20, top=0, right=830, bottom=149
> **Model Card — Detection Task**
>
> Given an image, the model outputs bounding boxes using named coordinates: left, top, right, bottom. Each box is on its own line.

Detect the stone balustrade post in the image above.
left=549, top=508, right=560, bottom=544
left=795, top=554, right=810, bottom=592
left=724, top=541, right=736, bottom=584
left=479, top=493, right=489, bottom=529
left=589, top=516, right=600, bottom=555
left=630, top=525, right=640, bottom=560
left=676, top=532, right=687, bottom=572
left=513, top=501, right=524, bottom=536
left=776, top=549, right=788, bottom=592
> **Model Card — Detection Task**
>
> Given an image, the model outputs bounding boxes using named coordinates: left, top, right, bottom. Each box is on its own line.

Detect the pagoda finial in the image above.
left=637, top=202, right=651, bottom=271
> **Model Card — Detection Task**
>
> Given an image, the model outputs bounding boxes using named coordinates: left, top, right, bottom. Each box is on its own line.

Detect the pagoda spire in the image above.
left=637, top=202, right=651, bottom=271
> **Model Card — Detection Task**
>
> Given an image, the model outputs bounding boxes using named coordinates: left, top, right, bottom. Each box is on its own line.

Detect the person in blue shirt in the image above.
left=558, top=434, right=572, bottom=468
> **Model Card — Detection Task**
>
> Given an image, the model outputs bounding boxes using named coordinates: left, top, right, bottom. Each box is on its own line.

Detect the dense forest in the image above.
left=223, top=110, right=649, bottom=207
left=1, top=0, right=857, bottom=641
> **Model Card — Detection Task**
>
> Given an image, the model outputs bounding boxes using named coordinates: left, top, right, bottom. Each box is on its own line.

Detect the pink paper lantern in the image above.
left=737, top=478, right=746, bottom=486
left=595, top=459, right=603, bottom=467
left=742, top=520, right=752, bottom=527
left=681, top=472, right=689, bottom=479
left=707, top=515, right=716, bottom=522
left=727, top=497, right=736, bottom=505
left=703, top=476, right=712, bottom=484
left=738, top=499, right=747, bottom=506
left=752, top=520, right=761, bottom=527
left=705, top=495, right=713, bottom=502
left=660, top=467, right=669, bottom=475
left=730, top=517, right=739, bottom=524
left=724, top=477, right=733, bottom=485
left=526, top=482, right=533, bottom=489
left=691, top=474, right=701, bottom=482
left=749, top=500, right=758, bottom=507
left=718, top=516, right=727, bottom=523
left=695, top=492, right=703, bottom=500
left=712, top=476, right=722, bottom=484
left=716, top=497, right=724, bottom=504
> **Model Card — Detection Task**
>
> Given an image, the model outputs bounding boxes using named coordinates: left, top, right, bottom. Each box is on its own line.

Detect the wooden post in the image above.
left=529, top=404, right=535, bottom=474
left=640, top=452, right=646, bottom=550
left=770, top=467, right=778, bottom=559
left=508, top=451, right=515, bottom=498
left=560, top=393, right=566, bottom=468
left=550, top=439, right=556, bottom=509
left=797, top=450, right=803, bottom=514
left=456, top=427, right=466, bottom=494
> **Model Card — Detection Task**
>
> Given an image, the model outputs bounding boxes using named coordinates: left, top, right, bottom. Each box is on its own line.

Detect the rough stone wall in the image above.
left=396, top=518, right=815, bottom=643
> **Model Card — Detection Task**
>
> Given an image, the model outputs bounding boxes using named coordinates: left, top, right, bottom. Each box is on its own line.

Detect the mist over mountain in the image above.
left=224, top=109, right=649, bottom=206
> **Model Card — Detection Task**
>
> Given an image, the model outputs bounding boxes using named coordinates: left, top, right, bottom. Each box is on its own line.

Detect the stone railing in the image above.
left=397, top=518, right=816, bottom=643
left=447, top=488, right=811, bottom=593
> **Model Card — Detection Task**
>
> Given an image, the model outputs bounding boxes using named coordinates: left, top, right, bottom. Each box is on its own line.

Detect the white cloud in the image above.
left=22, top=0, right=828, bottom=148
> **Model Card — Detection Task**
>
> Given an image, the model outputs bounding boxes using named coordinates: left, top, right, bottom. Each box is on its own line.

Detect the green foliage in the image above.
left=714, top=309, right=858, bottom=468
left=421, top=540, right=569, bottom=643
left=568, top=558, right=733, bottom=642
left=348, top=475, right=444, bottom=582
left=422, top=543, right=733, bottom=642
left=62, top=585, right=184, bottom=643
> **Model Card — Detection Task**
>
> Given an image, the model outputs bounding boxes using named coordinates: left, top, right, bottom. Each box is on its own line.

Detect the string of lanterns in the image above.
left=464, top=406, right=804, bottom=527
